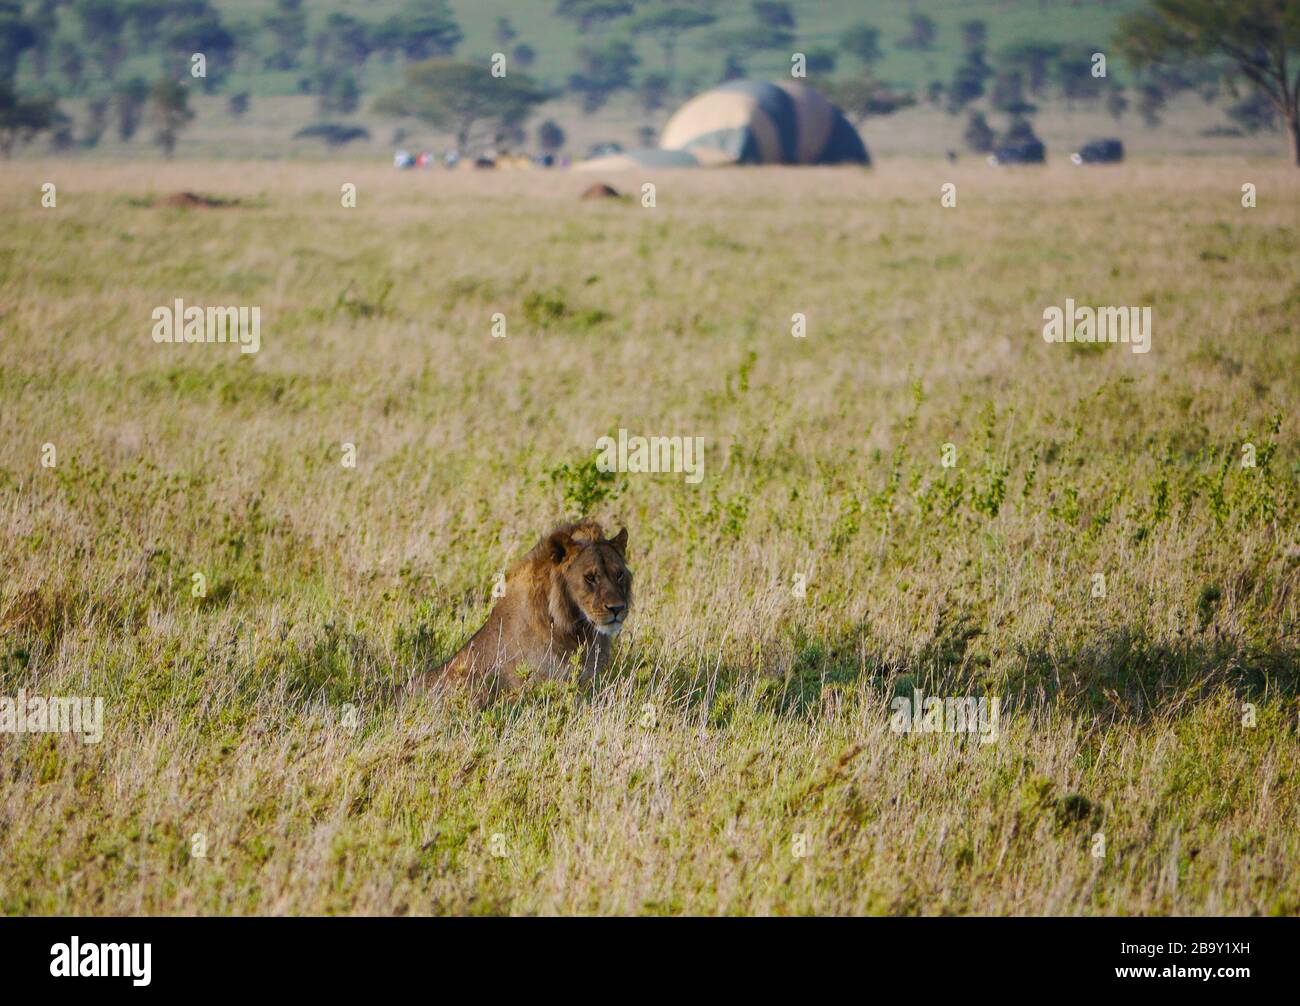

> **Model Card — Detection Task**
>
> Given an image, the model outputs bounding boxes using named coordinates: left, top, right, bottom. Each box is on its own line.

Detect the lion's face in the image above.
left=552, top=527, right=632, bottom=636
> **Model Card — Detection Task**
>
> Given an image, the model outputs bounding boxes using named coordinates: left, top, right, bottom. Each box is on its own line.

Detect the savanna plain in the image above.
left=1, top=159, right=1298, bottom=915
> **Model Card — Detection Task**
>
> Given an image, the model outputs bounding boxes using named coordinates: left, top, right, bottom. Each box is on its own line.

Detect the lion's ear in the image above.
left=548, top=529, right=578, bottom=565
left=607, top=527, right=628, bottom=557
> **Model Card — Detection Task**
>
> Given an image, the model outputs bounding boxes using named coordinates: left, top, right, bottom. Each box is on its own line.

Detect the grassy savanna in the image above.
left=1, top=160, right=1299, bottom=915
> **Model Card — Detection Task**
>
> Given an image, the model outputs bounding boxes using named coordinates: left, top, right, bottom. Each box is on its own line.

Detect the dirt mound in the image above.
left=580, top=183, right=621, bottom=201
left=155, top=192, right=237, bottom=209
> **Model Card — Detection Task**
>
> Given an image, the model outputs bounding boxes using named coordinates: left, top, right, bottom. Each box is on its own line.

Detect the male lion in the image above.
left=413, top=520, right=631, bottom=701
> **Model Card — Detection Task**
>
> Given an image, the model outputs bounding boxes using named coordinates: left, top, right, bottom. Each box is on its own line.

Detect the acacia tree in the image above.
left=555, top=0, right=634, bottom=35
left=262, top=0, right=307, bottom=70
left=165, top=11, right=237, bottom=93
left=712, top=22, right=793, bottom=80
left=0, top=82, right=59, bottom=157
left=375, top=59, right=547, bottom=151
left=899, top=13, right=936, bottom=52
left=375, top=0, right=462, bottom=60
left=113, top=76, right=148, bottom=141
left=0, top=1, right=38, bottom=82
left=537, top=119, right=565, bottom=153
left=568, top=37, right=638, bottom=113
left=1002, top=40, right=1063, bottom=96
left=824, top=77, right=916, bottom=128
left=148, top=78, right=193, bottom=158
left=72, top=0, right=128, bottom=82
left=1119, top=0, right=1300, bottom=165
left=752, top=1, right=794, bottom=31
left=839, top=23, right=882, bottom=69
left=633, top=6, right=715, bottom=92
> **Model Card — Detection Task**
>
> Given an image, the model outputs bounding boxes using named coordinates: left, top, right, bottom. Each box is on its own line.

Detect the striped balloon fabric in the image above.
left=659, top=80, right=869, bottom=166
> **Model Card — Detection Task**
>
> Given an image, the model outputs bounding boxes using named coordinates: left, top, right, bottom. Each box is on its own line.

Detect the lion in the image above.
left=412, top=519, right=631, bottom=701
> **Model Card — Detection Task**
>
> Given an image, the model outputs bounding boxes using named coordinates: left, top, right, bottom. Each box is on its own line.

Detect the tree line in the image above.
left=1, top=0, right=1296, bottom=164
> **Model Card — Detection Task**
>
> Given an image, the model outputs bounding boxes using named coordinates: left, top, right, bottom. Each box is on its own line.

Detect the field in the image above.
left=1, top=158, right=1299, bottom=915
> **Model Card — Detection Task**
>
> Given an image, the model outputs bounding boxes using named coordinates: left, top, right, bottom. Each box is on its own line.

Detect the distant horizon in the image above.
left=4, top=0, right=1289, bottom=164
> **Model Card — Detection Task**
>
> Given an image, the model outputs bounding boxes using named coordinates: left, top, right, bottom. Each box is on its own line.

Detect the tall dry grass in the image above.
left=0, top=160, right=1297, bottom=914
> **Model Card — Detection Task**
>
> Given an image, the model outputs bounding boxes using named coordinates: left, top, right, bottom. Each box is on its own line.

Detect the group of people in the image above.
left=393, top=149, right=569, bottom=170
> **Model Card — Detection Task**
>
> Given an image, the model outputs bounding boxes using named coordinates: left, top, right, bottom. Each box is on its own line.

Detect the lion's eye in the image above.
left=584, top=572, right=597, bottom=586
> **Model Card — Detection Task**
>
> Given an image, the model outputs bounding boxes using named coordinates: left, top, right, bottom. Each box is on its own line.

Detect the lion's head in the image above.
left=541, top=521, right=632, bottom=637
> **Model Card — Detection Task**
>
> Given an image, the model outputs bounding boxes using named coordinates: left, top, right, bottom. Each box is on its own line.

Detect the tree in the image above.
left=148, top=77, right=193, bottom=158
left=263, top=0, right=306, bottom=70
left=81, top=95, right=109, bottom=147
left=1107, top=88, right=1130, bottom=121
left=839, top=23, right=882, bottom=69
left=537, top=118, right=565, bottom=152
left=166, top=11, right=237, bottom=92
left=632, top=6, right=715, bottom=92
left=376, top=0, right=462, bottom=61
left=313, top=66, right=360, bottom=116
left=556, top=0, right=634, bottom=34
left=1119, top=0, right=1300, bottom=165
left=947, top=48, right=992, bottom=113
left=1136, top=80, right=1167, bottom=126
left=824, top=77, right=916, bottom=127
left=804, top=47, right=836, bottom=76
left=73, top=0, right=128, bottom=81
left=992, top=69, right=1037, bottom=116
left=513, top=43, right=536, bottom=69
left=637, top=71, right=670, bottom=116
left=963, top=110, right=995, bottom=152
left=124, top=0, right=168, bottom=49
left=752, top=1, right=794, bottom=30
left=1226, top=87, right=1279, bottom=131
left=495, top=17, right=517, bottom=48
left=961, top=19, right=987, bottom=52
left=54, top=38, right=84, bottom=93
left=1057, top=54, right=1104, bottom=110
left=375, top=59, right=547, bottom=150
left=0, top=81, right=59, bottom=156
left=0, top=1, right=38, bottom=83
left=899, top=13, right=936, bottom=51
left=568, top=36, right=638, bottom=113
left=113, top=75, right=148, bottom=140
left=314, top=12, right=371, bottom=70
left=25, top=0, right=58, bottom=82
left=713, top=22, right=793, bottom=76
left=1002, top=40, right=1062, bottom=96
left=1000, top=114, right=1041, bottom=147
left=49, top=115, right=74, bottom=151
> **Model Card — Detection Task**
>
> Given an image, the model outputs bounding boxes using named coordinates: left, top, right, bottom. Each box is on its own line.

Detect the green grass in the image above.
left=0, top=158, right=1298, bottom=914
